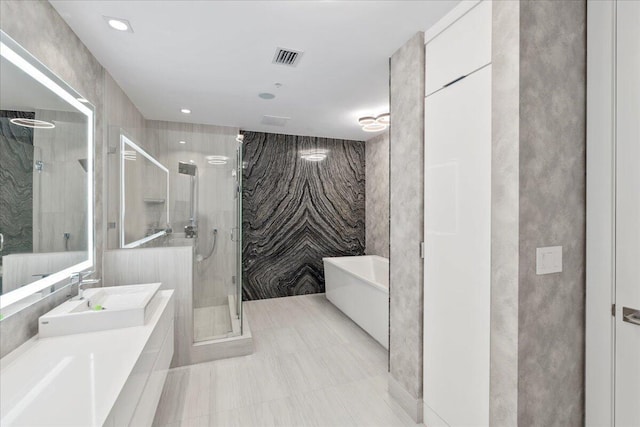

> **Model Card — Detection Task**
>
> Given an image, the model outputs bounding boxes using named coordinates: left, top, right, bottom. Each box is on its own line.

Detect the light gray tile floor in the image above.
left=153, top=294, right=417, bottom=427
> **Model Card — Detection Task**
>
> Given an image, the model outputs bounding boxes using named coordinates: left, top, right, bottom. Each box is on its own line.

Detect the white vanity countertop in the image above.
left=0, top=290, right=174, bottom=427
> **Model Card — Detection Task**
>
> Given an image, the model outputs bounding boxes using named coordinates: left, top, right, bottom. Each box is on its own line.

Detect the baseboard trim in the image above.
left=388, top=374, right=423, bottom=423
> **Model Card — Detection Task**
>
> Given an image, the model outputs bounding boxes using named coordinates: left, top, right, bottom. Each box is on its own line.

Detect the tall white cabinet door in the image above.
left=615, top=1, right=640, bottom=425
left=424, top=0, right=492, bottom=96
left=423, top=65, right=491, bottom=427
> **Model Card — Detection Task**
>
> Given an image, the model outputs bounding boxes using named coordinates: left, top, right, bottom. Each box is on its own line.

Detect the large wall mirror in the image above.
left=0, top=31, right=94, bottom=316
left=120, top=134, right=169, bottom=248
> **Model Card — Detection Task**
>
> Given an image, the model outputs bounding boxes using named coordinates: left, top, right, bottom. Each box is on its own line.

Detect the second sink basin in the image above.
left=39, top=283, right=161, bottom=338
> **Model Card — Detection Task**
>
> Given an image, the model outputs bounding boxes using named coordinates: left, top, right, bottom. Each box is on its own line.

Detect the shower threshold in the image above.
left=188, top=295, right=253, bottom=364
left=194, top=295, right=242, bottom=342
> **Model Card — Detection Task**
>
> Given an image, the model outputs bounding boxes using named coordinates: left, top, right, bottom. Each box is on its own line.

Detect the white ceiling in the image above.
left=50, top=0, right=458, bottom=141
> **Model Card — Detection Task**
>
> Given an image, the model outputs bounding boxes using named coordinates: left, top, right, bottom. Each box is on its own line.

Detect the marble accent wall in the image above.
left=388, top=31, right=425, bottom=419
left=0, top=111, right=35, bottom=277
left=365, top=131, right=389, bottom=258
left=242, top=131, right=365, bottom=300
left=517, top=1, right=586, bottom=425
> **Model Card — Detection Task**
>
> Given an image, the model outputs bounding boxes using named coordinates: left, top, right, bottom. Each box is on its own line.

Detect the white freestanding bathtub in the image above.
left=322, top=255, right=389, bottom=349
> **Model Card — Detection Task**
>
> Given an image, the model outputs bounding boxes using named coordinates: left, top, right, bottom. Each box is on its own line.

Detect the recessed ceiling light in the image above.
left=9, top=118, right=55, bottom=129
left=258, top=93, right=276, bottom=100
left=358, top=116, right=376, bottom=126
left=362, top=123, right=387, bottom=132
left=181, top=108, right=191, bottom=114
left=103, top=16, right=132, bottom=32
left=179, top=140, right=187, bottom=144
left=109, top=19, right=128, bottom=31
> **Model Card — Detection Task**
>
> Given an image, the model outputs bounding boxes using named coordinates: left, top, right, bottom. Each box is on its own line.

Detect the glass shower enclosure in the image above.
left=167, top=126, right=243, bottom=342
left=108, top=122, right=243, bottom=346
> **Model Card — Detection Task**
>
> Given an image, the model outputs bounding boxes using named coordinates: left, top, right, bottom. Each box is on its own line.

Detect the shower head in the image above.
left=178, top=161, right=197, bottom=176
left=78, top=158, right=88, bottom=172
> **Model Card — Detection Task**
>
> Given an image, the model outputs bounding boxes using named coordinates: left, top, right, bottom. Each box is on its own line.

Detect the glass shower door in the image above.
left=184, top=129, right=243, bottom=343
left=233, top=143, right=243, bottom=334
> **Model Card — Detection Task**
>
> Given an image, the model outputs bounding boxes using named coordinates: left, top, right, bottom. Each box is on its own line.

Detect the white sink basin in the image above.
left=38, top=283, right=161, bottom=338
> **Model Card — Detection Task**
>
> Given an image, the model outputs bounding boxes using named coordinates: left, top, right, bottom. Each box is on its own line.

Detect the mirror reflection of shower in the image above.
left=178, top=161, right=198, bottom=238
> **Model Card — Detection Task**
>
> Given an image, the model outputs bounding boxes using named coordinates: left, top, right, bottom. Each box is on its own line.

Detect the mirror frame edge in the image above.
left=119, top=132, right=170, bottom=249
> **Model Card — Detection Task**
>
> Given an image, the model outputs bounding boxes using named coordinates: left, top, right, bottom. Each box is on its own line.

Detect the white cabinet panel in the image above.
left=585, top=2, right=616, bottom=425
left=425, top=0, right=492, bottom=96
left=130, top=323, right=174, bottom=427
left=615, top=1, right=640, bottom=425
left=424, top=65, right=491, bottom=426
left=106, top=294, right=174, bottom=426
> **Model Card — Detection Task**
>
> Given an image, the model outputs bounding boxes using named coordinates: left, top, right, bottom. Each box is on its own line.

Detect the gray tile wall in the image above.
left=105, top=73, right=147, bottom=250
left=518, top=1, right=586, bottom=425
left=389, top=31, right=425, bottom=405
left=490, top=1, right=520, bottom=425
left=365, top=131, right=389, bottom=259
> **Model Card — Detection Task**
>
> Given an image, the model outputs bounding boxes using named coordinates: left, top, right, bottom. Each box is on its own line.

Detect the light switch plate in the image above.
left=536, top=246, right=563, bottom=275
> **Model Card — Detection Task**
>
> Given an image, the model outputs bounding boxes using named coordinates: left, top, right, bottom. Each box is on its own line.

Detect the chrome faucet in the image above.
left=70, top=271, right=100, bottom=300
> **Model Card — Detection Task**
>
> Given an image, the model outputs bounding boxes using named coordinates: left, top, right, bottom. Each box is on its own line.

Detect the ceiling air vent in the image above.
left=272, top=47, right=303, bottom=67
left=261, top=115, right=290, bottom=127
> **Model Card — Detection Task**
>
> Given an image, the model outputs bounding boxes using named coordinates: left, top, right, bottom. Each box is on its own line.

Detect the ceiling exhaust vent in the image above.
left=261, top=115, right=290, bottom=127
left=272, top=48, right=303, bottom=67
